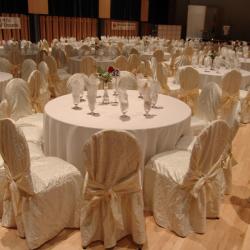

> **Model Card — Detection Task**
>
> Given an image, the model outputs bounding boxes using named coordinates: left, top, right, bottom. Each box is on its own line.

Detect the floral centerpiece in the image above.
left=209, top=50, right=217, bottom=69
left=97, top=66, right=120, bottom=104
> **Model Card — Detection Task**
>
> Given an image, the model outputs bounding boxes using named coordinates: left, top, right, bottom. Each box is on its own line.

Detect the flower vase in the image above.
left=102, top=80, right=110, bottom=104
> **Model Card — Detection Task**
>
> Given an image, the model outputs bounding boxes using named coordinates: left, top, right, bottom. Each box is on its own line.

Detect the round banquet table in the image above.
left=179, top=66, right=250, bottom=89
left=140, top=51, right=171, bottom=61
left=68, top=56, right=115, bottom=74
left=0, top=72, right=13, bottom=100
left=240, top=58, right=250, bottom=72
left=44, top=90, right=191, bottom=175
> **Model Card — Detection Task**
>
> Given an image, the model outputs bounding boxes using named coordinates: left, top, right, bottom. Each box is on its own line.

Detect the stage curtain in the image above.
left=0, top=0, right=28, bottom=14
left=48, top=0, right=98, bottom=17
left=40, top=16, right=97, bottom=43
left=111, top=0, right=141, bottom=21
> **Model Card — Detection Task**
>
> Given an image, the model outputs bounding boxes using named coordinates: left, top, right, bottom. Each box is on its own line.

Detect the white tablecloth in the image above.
left=0, top=72, right=13, bottom=100
left=240, top=58, right=250, bottom=72
left=44, top=90, right=191, bottom=174
left=179, top=66, right=250, bottom=89
left=140, top=52, right=170, bottom=61
left=68, top=56, right=115, bottom=74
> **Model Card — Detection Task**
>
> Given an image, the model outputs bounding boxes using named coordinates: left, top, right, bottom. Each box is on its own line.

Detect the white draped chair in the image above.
left=144, top=120, right=230, bottom=237
left=240, top=89, right=250, bottom=123
left=1, top=78, right=44, bottom=156
left=128, top=54, right=141, bottom=74
left=27, top=70, right=50, bottom=112
left=21, top=59, right=37, bottom=81
left=79, top=56, right=97, bottom=76
left=178, top=66, right=200, bottom=114
left=80, top=130, right=146, bottom=248
left=44, top=55, right=71, bottom=97
left=114, top=55, right=129, bottom=71
left=0, top=57, right=13, bottom=73
left=0, top=118, right=82, bottom=249
left=153, top=49, right=164, bottom=62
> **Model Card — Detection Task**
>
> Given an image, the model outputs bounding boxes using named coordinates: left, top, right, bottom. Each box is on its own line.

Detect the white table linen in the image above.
left=0, top=72, right=13, bottom=100
left=240, top=58, right=250, bottom=71
left=68, top=56, right=115, bottom=74
left=140, top=52, right=170, bottom=61
left=179, top=66, right=250, bottom=89
left=44, top=90, right=191, bottom=174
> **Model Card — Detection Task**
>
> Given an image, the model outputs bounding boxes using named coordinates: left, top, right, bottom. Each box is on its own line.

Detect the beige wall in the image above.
left=28, top=0, right=48, bottom=14
left=99, top=0, right=111, bottom=19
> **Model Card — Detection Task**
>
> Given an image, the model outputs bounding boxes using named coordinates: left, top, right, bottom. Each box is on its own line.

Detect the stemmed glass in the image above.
left=87, top=86, right=97, bottom=115
left=119, top=90, right=129, bottom=118
left=72, top=91, right=81, bottom=110
left=144, top=99, right=152, bottom=117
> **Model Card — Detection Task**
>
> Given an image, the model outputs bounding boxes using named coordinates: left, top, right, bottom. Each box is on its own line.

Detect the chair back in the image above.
left=0, top=118, right=33, bottom=195
left=0, top=57, right=12, bottom=73
left=21, top=59, right=37, bottom=81
left=80, top=56, right=97, bottom=76
left=153, top=49, right=164, bottom=62
left=197, top=82, right=222, bottom=121
left=5, top=78, right=33, bottom=120
left=114, top=55, right=129, bottom=71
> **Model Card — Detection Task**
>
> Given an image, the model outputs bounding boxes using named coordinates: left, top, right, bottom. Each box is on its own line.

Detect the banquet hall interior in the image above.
left=1, top=0, right=250, bottom=249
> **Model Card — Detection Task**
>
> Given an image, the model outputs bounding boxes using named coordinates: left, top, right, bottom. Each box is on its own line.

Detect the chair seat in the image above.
left=176, top=134, right=196, bottom=151
left=30, top=156, right=81, bottom=194
left=191, top=116, right=208, bottom=136
left=147, top=150, right=191, bottom=185
left=240, top=90, right=248, bottom=100
left=28, top=142, right=44, bottom=160
left=57, top=69, right=71, bottom=81
left=16, top=113, right=43, bottom=130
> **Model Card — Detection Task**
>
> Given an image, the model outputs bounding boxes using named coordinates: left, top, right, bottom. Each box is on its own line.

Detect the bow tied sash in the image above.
left=178, top=88, right=199, bottom=113
left=83, top=171, right=141, bottom=231
left=183, top=156, right=224, bottom=199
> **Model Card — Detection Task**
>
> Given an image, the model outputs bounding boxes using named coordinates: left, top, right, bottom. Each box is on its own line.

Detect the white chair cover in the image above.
left=79, top=56, right=97, bottom=76
left=21, top=59, right=37, bottom=81
left=144, top=120, right=230, bottom=236
left=0, top=118, right=82, bottom=249
left=4, top=78, right=33, bottom=121
left=240, top=89, right=250, bottom=123
left=196, top=82, right=222, bottom=121
left=27, top=70, right=50, bottom=112
left=0, top=57, right=12, bottom=73
left=81, top=130, right=146, bottom=248
left=114, top=55, right=129, bottom=71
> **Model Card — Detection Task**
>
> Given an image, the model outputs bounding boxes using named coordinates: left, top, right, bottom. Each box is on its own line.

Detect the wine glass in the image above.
left=144, top=98, right=152, bottom=117
left=87, top=86, right=97, bottom=115
left=119, top=91, right=129, bottom=118
left=72, top=92, right=80, bottom=110
left=151, top=92, right=158, bottom=108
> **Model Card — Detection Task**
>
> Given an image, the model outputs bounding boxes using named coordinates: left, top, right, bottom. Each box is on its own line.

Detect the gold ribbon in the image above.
left=82, top=171, right=141, bottom=238
left=182, top=156, right=223, bottom=199
left=220, top=92, right=239, bottom=113
left=178, top=88, right=199, bottom=114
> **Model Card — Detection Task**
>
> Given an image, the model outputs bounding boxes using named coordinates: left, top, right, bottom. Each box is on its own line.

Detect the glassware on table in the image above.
left=87, top=85, right=97, bottom=115
left=72, top=91, right=80, bottom=110
left=118, top=90, right=129, bottom=118
left=142, top=83, right=152, bottom=117
left=79, top=81, right=85, bottom=102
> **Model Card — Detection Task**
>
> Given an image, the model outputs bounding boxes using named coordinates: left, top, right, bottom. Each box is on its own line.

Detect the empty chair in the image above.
left=128, top=54, right=141, bottom=74
left=27, top=70, right=50, bottom=112
left=144, top=120, right=230, bottom=237
left=44, top=55, right=71, bottom=96
left=178, top=66, right=200, bottom=114
left=240, top=89, right=250, bottom=123
left=0, top=57, right=12, bottom=73
left=113, top=55, right=129, bottom=71
left=80, top=130, right=146, bottom=248
left=129, top=47, right=139, bottom=55
left=153, top=49, right=164, bottom=62
left=21, top=59, right=37, bottom=81
left=65, top=44, right=77, bottom=58
left=0, top=118, right=82, bottom=249
left=79, top=56, right=97, bottom=76
left=79, top=45, right=91, bottom=56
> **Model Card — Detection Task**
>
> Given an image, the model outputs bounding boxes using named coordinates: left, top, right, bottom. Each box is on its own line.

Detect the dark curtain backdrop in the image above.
left=149, top=0, right=170, bottom=24
left=0, top=0, right=28, bottom=14
left=48, top=0, right=98, bottom=17
left=111, top=0, right=141, bottom=21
